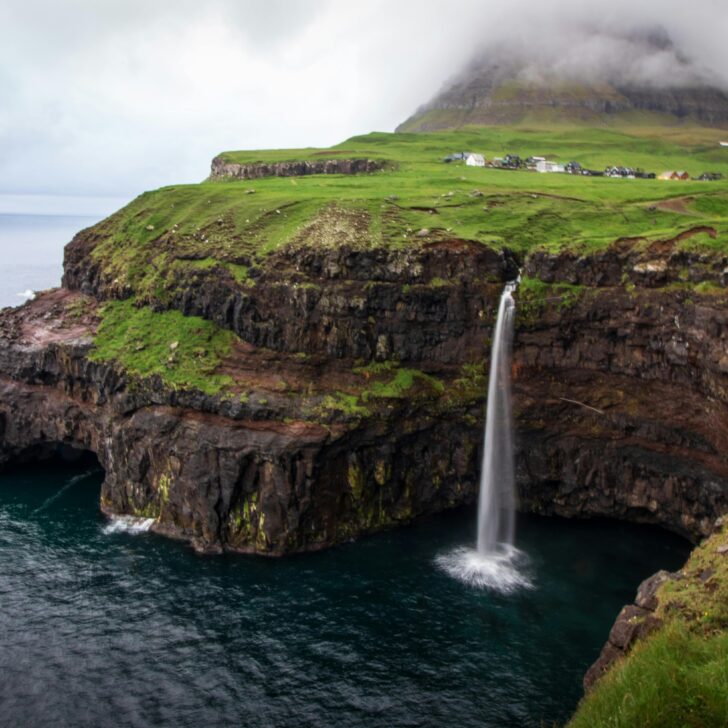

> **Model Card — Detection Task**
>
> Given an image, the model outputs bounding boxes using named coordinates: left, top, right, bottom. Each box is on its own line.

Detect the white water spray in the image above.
left=436, top=280, right=531, bottom=593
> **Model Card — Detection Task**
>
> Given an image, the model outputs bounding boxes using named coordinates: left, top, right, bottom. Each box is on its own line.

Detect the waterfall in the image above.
left=435, top=279, right=531, bottom=593
left=477, top=280, right=517, bottom=554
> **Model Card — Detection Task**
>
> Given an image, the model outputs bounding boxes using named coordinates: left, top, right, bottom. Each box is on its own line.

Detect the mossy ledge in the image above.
left=210, top=155, right=387, bottom=181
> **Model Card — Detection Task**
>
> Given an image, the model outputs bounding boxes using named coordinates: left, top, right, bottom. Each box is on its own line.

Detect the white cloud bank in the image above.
left=1, top=0, right=726, bottom=197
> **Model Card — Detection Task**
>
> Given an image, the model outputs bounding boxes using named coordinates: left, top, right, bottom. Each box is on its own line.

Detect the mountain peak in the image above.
left=398, top=26, right=728, bottom=131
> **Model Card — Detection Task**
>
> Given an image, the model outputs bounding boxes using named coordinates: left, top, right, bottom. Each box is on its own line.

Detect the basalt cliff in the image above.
left=1, top=214, right=726, bottom=554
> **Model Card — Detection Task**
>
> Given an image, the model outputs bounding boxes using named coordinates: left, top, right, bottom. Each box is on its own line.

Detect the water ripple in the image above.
left=0, top=466, right=691, bottom=728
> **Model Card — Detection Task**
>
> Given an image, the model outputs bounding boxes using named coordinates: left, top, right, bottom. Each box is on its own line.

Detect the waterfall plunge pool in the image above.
left=0, top=463, right=689, bottom=728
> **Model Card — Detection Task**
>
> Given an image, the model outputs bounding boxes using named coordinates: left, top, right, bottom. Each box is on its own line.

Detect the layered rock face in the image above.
left=209, top=156, right=385, bottom=181
left=515, top=284, right=728, bottom=539
left=64, top=234, right=518, bottom=363
left=2, top=233, right=728, bottom=554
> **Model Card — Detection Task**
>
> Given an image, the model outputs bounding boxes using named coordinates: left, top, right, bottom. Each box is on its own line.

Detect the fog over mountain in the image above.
left=466, top=23, right=725, bottom=90
left=1, top=0, right=727, bottom=196
left=398, top=21, right=728, bottom=131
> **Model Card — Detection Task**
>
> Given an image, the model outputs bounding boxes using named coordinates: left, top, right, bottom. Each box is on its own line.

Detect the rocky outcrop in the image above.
left=524, top=230, right=727, bottom=288
left=0, top=289, right=485, bottom=555
left=583, top=569, right=675, bottom=690
left=584, top=512, right=728, bottom=692
left=209, top=156, right=385, bottom=181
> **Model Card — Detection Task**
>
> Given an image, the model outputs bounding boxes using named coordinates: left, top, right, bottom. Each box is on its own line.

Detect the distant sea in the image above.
left=0, top=194, right=128, bottom=309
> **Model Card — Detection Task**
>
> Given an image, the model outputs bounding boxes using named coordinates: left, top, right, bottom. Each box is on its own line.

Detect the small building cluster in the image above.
left=658, top=171, right=723, bottom=181
left=605, top=166, right=656, bottom=179
left=442, top=150, right=724, bottom=182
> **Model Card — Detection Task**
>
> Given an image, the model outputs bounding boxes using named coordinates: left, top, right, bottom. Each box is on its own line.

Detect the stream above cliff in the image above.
left=0, top=462, right=689, bottom=728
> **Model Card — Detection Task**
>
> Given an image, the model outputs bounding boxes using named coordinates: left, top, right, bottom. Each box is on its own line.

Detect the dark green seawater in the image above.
left=0, top=462, right=690, bottom=728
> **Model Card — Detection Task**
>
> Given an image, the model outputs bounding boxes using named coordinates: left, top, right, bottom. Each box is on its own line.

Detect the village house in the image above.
left=501, top=154, right=523, bottom=169
left=605, top=166, right=637, bottom=178
left=442, top=152, right=468, bottom=163
left=658, top=170, right=690, bottom=181
left=695, top=172, right=723, bottom=181
left=536, top=159, right=565, bottom=173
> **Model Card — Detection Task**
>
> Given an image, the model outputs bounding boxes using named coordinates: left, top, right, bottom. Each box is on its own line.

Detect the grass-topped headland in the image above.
left=68, top=125, right=728, bottom=307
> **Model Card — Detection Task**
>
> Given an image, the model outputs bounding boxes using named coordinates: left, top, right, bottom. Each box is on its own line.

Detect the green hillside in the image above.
left=84, top=125, right=728, bottom=303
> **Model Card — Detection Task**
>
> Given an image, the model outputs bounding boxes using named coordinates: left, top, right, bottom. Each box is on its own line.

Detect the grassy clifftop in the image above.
left=81, top=126, right=728, bottom=302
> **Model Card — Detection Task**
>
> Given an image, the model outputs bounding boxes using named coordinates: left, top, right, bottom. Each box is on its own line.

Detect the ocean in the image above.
left=0, top=194, right=126, bottom=309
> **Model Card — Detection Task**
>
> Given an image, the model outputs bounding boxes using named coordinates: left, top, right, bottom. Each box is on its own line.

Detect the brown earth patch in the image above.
left=287, top=204, right=371, bottom=251
left=3, top=289, right=98, bottom=349
left=220, top=341, right=366, bottom=396
left=653, top=196, right=696, bottom=215
left=647, top=225, right=718, bottom=255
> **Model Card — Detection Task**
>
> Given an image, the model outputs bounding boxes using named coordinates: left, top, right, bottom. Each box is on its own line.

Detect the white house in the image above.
left=536, top=160, right=565, bottom=173
left=465, top=153, right=485, bottom=167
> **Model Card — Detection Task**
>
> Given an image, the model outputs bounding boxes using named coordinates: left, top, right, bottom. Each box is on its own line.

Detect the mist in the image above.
left=1, top=0, right=726, bottom=198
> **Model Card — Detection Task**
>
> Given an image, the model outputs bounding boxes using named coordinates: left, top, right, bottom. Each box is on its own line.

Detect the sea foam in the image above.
left=102, top=515, right=156, bottom=535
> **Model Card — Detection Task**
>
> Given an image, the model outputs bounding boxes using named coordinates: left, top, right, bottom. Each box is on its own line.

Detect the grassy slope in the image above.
left=89, top=300, right=236, bottom=394
left=396, top=101, right=728, bottom=133
left=88, top=126, right=728, bottom=299
left=568, top=526, right=728, bottom=728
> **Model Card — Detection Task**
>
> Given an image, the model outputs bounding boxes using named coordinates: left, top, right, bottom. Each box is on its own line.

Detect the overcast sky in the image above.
left=1, top=0, right=727, bottom=200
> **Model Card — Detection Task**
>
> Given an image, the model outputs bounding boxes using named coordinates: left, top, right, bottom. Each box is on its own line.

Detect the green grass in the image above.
left=89, top=300, right=235, bottom=394
left=363, top=367, right=440, bottom=400
left=517, top=276, right=585, bottom=323
left=568, top=527, right=728, bottom=727
left=81, top=125, right=728, bottom=305
left=568, top=624, right=728, bottom=728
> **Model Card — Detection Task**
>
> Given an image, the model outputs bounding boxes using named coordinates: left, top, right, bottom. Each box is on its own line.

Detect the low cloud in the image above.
left=1, top=0, right=726, bottom=197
